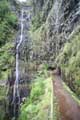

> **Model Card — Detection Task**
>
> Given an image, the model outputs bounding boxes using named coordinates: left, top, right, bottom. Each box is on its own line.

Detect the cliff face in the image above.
left=31, top=0, right=80, bottom=62
left=30, top=0, right=80, bottom=97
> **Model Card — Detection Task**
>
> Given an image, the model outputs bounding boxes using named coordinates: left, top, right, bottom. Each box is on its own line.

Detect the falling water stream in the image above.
left=54, top=0, right=59, bottom=31
left=53, top=0, right=62, bottom=55
left=13, top=9, right=24, bottom=119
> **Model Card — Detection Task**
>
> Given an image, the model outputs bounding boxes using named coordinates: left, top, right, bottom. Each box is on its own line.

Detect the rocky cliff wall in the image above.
left=30, top=0, right=80, bottom=97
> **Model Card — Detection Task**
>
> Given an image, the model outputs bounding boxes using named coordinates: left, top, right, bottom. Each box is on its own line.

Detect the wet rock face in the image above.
left=49, top=0, right=80, bottom=33
left=32, top=0, right=80, bottom=62
left=32, top=0, right=45, bottom=14
left=47, top=0, right=80, bottom=55
left=60, top=0, right=80, bottom=33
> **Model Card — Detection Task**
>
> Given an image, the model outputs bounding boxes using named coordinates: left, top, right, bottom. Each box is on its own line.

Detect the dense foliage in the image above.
left=19, top=67, right=58, bottom=120
left=0, top=0, right=18, bottom=80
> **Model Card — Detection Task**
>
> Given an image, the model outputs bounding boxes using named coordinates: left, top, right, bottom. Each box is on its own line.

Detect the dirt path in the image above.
left=53, top=75, right=80, bottom=120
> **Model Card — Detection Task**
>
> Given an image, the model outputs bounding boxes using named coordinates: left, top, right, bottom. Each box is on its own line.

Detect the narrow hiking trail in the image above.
left=53, top=75, right=80, bottom=120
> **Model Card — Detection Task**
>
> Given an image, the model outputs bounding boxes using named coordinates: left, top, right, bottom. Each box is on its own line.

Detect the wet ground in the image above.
left=53, top=75, right=80, bottom=120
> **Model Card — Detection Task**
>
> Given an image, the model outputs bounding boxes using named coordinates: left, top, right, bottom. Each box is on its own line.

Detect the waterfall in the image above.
left=54, top=0, right=59, bottom=31
left=53, top=0, right=62, bottom=55
left=53, top=0, right=62, bottom=32
left=13, top=9, right=24, bottom=119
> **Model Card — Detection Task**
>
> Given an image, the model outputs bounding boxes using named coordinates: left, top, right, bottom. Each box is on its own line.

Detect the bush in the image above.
left=0, top=0, right=10, bottom=19
left=5, top=13, right=18, bottom=28
left=0, top=0, right=17, bottom=80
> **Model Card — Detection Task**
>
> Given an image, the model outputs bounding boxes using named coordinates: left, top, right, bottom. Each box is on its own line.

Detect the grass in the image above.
left=19, top=68, right=60, bottom=120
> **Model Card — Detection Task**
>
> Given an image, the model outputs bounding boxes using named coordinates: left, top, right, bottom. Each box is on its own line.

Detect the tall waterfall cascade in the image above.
left=53, top=0, right=63, bottom=55
left=13, top=9, right=24, bottom=118
left=11, top=5, right=32, bottom=119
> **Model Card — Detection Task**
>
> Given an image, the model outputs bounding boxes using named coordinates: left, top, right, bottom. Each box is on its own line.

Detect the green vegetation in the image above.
left=19, top=67, right=58, bottom=120
left=31, top=12, right=43, bottom=31
left=30, top=24, right=47, bottom=60
left=0, top=0, right=18, bottom=80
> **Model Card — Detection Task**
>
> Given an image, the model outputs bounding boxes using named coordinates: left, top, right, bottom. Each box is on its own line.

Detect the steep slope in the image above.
left=30, top=0, right=80, bottom=98
left=31, top=0, right=80, bottom=61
